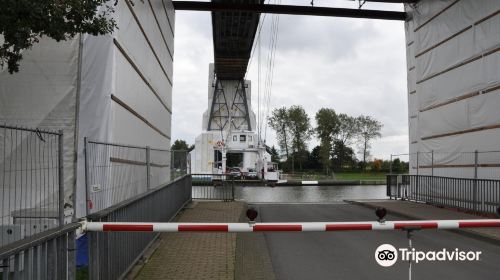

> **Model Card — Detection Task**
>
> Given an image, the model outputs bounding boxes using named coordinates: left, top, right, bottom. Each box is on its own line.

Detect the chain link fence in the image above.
left=1, top=124, right=64, bottom=248
left=84, top=139, right=188, bottom=214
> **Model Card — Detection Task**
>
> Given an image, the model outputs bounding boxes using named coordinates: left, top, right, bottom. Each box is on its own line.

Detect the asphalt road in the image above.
left=253, top=203, right=500, bottom=280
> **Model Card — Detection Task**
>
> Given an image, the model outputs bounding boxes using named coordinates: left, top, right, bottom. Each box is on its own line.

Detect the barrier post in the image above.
left=431, top=150, right=434, bottom=177
left=416, top=152, right=420, bottom=203
left=389, top=154, right=393, bottom=174
left=58, top=130, right=65, bottom=225
left=473, top=150, right=478, bottom=213
left=231, top=176, right=235, bottom=201
left=146, top=146, right=151, bottom=190
left=84, top=137, right=90, bottom=215
left=403, top=227, right=420, bottom=280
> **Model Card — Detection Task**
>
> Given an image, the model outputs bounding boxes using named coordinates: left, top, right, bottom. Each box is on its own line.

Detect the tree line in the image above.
left=267, top=105, right=385, bottom=173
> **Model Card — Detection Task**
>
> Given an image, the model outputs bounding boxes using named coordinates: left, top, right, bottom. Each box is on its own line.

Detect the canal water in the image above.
left=234, top=185, right=387, bottom=203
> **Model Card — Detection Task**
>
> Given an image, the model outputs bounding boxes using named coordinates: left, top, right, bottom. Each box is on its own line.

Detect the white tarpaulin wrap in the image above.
left=76, top=33, right=115, bottom=217
left=405, top=0, right=500, bottom=179
left=0, top=0, right=175, bottom=218
left=0, top=37, right=80, bottom=216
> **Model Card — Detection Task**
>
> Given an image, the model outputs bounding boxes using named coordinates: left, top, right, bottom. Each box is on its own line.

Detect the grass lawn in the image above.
left=76, top=267, right=88, bottom=280
left=333, top=172, right=387, bottom=181
left=284, top=171, right=387, bottom=181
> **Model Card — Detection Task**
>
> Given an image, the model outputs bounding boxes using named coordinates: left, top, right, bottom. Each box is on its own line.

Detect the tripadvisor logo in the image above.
left=375, top=244, right=482, bottom=267
left=375, top=244, right=398, bottom=267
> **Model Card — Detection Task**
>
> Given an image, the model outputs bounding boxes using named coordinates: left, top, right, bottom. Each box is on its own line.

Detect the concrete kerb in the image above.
left=344, top=199, right=500, bottom=247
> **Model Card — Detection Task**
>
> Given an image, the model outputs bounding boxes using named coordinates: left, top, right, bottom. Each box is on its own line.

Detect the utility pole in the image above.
left=221, top=141, right=227, bottom=175
left=390, top=154, right=393, bottom=174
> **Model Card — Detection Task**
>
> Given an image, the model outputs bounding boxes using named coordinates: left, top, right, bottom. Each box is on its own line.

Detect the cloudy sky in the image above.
left=171, top=1, right=409, bottom=160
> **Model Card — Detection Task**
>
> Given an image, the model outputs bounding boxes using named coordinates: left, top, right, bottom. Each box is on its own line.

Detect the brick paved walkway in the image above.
left=349, top=199, right=500, bottom=245
left=135, top=201, right=246, bottom=280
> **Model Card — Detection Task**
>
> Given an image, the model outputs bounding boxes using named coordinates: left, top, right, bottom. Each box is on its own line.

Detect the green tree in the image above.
left=0, top=0, right=117, bottom=73
left=381, top=160, right=391, bottom=172
left=334, top=114, right=359, bottom=170
left=171, top=140, right=191, bottom=171
left=392, top=158, right=402, bottom=173
left=315, top=108, right=339, bottom=174
left=337, top=114, right=359, bottom=146
left=332, top=139, right=357, bottom=171
left=171, top=140, right=189, bottom=151
left=268, top=145, right=280, bottom=164
left=319, top=141, right=332, bottom=173
left=356, top=115, right=382, bottom=171
left=287, top=105, right=313, bottom=170
left=307, top=145, right=322, bottom=170
left=268, top=107, right=292, bottom=160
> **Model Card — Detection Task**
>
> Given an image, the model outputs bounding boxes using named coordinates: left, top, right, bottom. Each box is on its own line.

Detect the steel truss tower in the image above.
left=207, top=79, right=252, bottom=132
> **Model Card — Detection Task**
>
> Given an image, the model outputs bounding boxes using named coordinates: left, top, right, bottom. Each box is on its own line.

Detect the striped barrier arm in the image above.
left=82, top=219, right=500, bottom=232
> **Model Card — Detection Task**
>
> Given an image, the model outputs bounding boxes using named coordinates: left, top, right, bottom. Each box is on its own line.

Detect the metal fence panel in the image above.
left=85, top=140, right=148, bottom=215
left=85, top=139, right=189, bottom=215
left=1, top=124, right=63, bottom=248
left=191, top=174, right=235, bottom=201
left=87, top=175, right=191, bottom=280
left=0, top=223, right=79, bottom=279
left=387, top=174, right=500, bottom=215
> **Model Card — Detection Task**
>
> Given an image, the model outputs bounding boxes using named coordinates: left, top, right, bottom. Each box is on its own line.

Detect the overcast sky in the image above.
left=171, top=1, right=409, bottom=160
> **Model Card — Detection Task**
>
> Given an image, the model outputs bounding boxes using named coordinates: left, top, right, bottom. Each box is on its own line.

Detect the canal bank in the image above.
left=193, top=179, right=386, bottom=186
left=276, top=179, right=386, bottom=186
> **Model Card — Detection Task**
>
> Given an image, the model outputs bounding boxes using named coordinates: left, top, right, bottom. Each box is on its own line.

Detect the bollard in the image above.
left=375, top=207, right=387, bottom=223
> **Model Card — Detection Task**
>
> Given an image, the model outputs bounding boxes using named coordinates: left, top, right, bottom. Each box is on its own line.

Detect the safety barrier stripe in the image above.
left=83, top=219, right=500, bottom=232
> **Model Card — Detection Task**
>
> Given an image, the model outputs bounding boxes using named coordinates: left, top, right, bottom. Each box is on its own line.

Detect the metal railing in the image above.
left=84, top=138, right=188, bottom=214
left=87, top=175, right=191, bottom=279
left=191, top=174, right=235, bottom=201
left=0, top=222, right=79, bottom=279
left=1, top=124, right=64, bottom=248
left=387, top=174, right=500, bottom=214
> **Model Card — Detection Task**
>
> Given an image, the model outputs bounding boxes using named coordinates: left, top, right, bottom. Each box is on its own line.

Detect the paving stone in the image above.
left=135, top=201, right=246, bottom=280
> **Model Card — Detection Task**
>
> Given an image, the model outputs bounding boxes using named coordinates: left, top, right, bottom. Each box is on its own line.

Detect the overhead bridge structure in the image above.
left=186, top=0, right=412, bottom=174
left=205, top=0, right=262, bottom=136
left=211, top=0, right=262, bottom=80
left=173, top=0, right=411, bottom=21
left=197, top=0, right=412, bottom=132
left=178, top=0, right=411, bottom=130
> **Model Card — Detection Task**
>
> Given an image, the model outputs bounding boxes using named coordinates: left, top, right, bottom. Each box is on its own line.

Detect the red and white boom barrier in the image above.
left=82, top=219, right=500, bottom=233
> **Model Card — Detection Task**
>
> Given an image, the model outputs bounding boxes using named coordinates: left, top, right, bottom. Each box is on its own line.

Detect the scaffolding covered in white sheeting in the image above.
left=405, top=0, right=500, bottom=179
left=0, top=0, right=175, bottom=218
